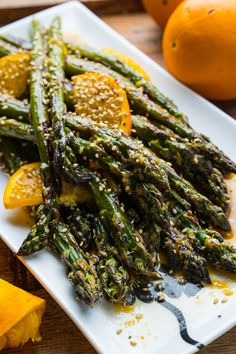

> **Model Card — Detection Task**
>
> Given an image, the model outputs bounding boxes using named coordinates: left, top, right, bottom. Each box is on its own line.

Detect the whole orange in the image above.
left=142, top=0, right=183, bottom=28
left=163, top=0, right=236, bottom=100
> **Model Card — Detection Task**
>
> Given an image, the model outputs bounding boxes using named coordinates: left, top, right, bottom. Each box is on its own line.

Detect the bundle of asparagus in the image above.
left=0, top=17, right=236, bottom=307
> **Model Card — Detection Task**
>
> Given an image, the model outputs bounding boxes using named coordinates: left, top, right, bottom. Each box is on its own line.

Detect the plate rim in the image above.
left=0, top=2, right=236, bottom=354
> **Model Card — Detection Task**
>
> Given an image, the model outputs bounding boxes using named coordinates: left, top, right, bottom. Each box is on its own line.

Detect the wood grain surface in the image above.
left=1, top=7, right=236, bottom=354
left=0, top=0, right=143, bottom=25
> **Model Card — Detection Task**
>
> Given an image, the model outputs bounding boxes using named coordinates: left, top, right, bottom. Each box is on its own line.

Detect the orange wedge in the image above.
left=0, top=278, right=46, bottom=351
left=0, top=53, right=30, bottom=97
left=72, top=72, right=131, bottom=135
left=103, top=48, right=150, bottom=81
left=4, top=162, right=43, bottom=209
left=4, top=162, right=91, bottom=209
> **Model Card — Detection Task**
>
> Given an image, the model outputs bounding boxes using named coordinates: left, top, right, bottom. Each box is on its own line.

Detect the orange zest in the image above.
left=4, top=162, right=92, bottom=209
left=4, top=162, right=43, bottom=209
left=0, top=53, right=31, bottom=97
left=103, top=48, right=150, bottom=81
left=72, top=72, right=131, bottom=135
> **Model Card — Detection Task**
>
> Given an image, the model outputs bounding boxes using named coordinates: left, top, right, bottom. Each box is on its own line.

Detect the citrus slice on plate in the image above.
left=72, top=72, right=131, bottom=135
left=4, top=162, right=91, bottom=209
left=103, top=48, right=150, bottom=81
left=0, top=53, right=30, bottom=97
left=4, top=162, right=43, bottom=209
left=0, top=278, right=46, bottom=350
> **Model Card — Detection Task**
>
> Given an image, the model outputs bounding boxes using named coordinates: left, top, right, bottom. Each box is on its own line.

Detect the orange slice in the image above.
left=0, top=53, right=30, bottom=97
left=0, top=278, right=46, bottom=350
left=72, top=72, right=131, bottom=135
left=4, top=162, right=43, bottom=209
left=103, top=48, right=150, bottom=81
left=4, top=162, right=91, bottom=209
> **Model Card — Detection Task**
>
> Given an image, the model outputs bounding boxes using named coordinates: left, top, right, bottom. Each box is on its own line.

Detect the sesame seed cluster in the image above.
left=73, top=72, right=130, bottom=132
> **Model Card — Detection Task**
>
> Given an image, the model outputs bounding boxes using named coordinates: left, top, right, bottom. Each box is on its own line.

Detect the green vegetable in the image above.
left=90, top=177, right=159, bottom=279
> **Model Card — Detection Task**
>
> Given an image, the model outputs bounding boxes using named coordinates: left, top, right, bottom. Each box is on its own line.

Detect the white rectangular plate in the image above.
left=1, top=2, right=236, bottom=353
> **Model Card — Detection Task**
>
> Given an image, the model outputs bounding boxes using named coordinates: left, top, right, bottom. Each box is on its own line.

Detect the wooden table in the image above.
left=1, top=4, right=236, bottom=354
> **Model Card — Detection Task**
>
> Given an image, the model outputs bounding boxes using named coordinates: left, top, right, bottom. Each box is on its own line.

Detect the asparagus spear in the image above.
left=0, top=94, right=29, bottom=121
left=66, top=115, right=170, bottom=191
left=18, top=204, right=53, bottom=255
left=52, top=221, right=102, bottom=306
left=0, top=86, right=71, bottom=122
left=0, top=34, right=32, bottom=50
left=0, top=38, right=20, bottom=57
left=70, top=130, right=171, bottom=219
left=63, top=144, right=94, bottom=185
left=130, top=182, right=168, bottom=233
left=18, top=19, right=57, bottom=255
left=127, top=179, right=209, bottom=283
left=0, top=118, right=34, bottom=140
left=48, top=19, right=92, bottom=187
left=97, top=132, right=170, bottom=191
left=30, top=19, right=51, bottom=179
left=167, top=191, right=236, bottom=273
left=189, top=138, right=236, bottom=176
left=132, top=114, right=236, bottom=176
left=132, top=115, right=230, bottom=212
left=47, top=17, right=67, bottom=193
left=0, top=137, right=38, bottom=173
left=163, top=229, right=210, bottom=284
left=165, top=167, right=230, bottom=232
left=66, top=43, right=184, bottom=120
left=90, top=177, right=159, bottom=279
left=196, top=229, right=236, bottom=273
left=0, top=136, right=25, bottom=173
left=128, top=180, right=167, bottom=248
left=126, top=206, right=161, bottom=265
left=94, top=218, right=132, bottom=303
left=64, top=206, right=94, bottom=250
left=180, top=161, right=229, bottom=213
left=69, top=130, right=162, bottom=190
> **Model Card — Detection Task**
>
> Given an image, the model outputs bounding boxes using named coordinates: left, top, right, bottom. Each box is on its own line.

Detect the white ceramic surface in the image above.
left=0, top=2, right=236, bottom=353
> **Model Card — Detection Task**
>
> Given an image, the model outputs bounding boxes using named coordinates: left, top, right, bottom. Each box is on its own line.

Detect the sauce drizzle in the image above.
left=135, top=265, right=204, bottom=349
left=160, top=300, right=204, bottom=349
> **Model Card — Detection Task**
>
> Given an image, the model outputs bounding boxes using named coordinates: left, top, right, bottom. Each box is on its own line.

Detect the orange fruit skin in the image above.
left=163, top=0, right=236, bottom=100
left=142, top=0, right=183, bottom=28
